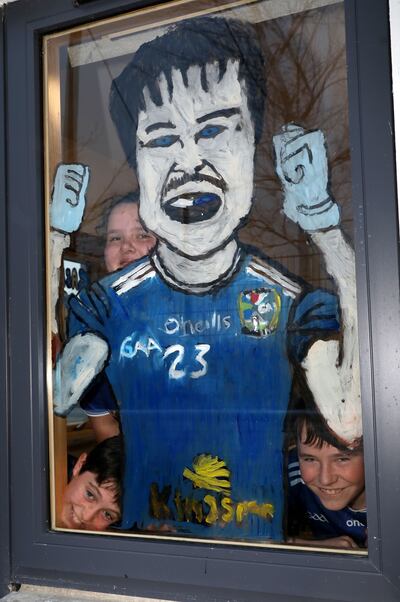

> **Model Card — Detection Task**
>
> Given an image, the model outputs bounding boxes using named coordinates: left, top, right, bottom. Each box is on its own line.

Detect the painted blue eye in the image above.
left=145, top=134, right=179, bottom=148
left=196, top=124, right=227, bottom=140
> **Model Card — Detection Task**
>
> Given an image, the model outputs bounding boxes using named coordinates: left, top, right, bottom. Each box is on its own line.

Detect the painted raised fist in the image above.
left=50, top=163, right=90, bottom=233
left=273, top=124, right=340, bottom=232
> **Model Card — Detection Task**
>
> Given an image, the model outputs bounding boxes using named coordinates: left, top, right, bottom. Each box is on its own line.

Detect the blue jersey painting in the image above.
left=69, top=251, right=339, bottom=539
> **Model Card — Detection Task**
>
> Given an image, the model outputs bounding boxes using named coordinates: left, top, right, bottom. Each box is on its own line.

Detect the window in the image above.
left=4, top=0, right=400, bottom=600
left=45, top=0, right=366, bottom=551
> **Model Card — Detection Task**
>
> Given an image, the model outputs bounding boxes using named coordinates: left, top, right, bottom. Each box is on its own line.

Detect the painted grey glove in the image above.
left=273, top=124, right=340, bottom=232
left=50, top=163, right=90, bottom=233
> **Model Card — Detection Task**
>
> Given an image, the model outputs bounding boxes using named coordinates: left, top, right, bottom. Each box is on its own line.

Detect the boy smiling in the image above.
left=287, top=413, right=366, bottom=549
left=60, top=436, right=122, bottom=531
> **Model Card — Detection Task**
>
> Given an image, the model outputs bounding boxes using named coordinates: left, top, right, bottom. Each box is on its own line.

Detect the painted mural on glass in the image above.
left=46, top=0, right=366, bottom=548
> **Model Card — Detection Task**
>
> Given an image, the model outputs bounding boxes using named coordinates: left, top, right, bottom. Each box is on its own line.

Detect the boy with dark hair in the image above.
left=60, top=436, right=123, bottom=532
left=286, top=409, right=366, bottom=549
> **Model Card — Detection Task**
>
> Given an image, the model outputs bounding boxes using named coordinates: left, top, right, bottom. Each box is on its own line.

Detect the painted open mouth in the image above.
left=163, top=192, right=222, bottom=224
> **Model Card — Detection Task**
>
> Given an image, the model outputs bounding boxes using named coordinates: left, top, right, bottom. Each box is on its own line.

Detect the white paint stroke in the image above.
left=50, top=230, right=70, bottom=333
left=53, top=333, right=108, bottom=416
left=302, top=229, right=362, bottom=444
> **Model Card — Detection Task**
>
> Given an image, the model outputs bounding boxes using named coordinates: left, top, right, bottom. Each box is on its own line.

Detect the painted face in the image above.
left=104, top=202, right=156, bottom=272
left=136, top=60, right=255, bottom=258
left=60, top=455, right=120, bottom=531
left=298, top=426, right=365, bottom=512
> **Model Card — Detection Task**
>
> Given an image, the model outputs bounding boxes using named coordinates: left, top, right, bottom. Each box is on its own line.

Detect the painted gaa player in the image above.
left=52, top=17, right=361, bottom=540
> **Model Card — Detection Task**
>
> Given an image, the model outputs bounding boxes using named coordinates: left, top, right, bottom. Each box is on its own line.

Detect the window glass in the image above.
left=44, top=0, right=367, bottom=551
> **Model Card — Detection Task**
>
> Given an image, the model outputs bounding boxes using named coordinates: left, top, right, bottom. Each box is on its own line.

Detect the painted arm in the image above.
left=50, top=163, right=90, bottom=334
left=49, top=164, right=106, bottom=416
left=302, top=229, right=361, bottom=444
left=274, top=125, right=361, bottom=445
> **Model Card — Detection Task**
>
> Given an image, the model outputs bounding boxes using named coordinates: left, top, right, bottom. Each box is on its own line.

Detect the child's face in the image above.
left=298, top=426, right=365, bottom=512
left=104, top=202, right=156, bottom=272
left=60, top=454, right=121, bottom=531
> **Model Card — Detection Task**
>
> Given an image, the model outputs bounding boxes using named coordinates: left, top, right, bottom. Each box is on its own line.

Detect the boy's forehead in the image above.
left=138, top=60, right=245, bottom=125
left=298, top=436, right=360, bottom=458
left=298, top=424, right=361, bottom=455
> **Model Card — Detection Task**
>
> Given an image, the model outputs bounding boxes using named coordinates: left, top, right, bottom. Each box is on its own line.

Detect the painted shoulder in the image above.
left=246, top=256, right=302, bottom=299
left=108, top=258, right=156, bottom=296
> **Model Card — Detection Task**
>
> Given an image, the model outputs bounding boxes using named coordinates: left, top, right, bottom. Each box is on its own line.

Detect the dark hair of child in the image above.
left=285, top=397, right=364, bottom=462
left=78, top=435, right=124, bottom=508
left=96, top=191, right=140, bottom=239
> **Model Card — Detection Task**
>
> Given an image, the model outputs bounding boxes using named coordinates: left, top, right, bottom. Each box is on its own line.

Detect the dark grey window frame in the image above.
left=1, top=0, right=399, bottom=600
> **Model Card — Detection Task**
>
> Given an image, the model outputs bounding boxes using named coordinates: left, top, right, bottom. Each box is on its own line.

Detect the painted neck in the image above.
left=154, top=240, right=240, bottom=293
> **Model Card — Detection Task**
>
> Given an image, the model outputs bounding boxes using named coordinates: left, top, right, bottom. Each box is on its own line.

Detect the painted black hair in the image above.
left=96, top=191, right=140, bottom=238
left=79, top=435, right=124, bottom=508
left=110, top=16, right=266, bottom=169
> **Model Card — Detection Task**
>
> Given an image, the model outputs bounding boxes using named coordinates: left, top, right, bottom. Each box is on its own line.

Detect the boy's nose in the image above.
left=319, top=462, right=337, bottom=486
left=80, top=505, right=97, bottom=526
left=122, top=237, right=137, bottom=253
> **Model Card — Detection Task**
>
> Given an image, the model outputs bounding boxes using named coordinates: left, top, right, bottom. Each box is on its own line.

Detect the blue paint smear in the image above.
left=193, top=193, right=219, bottom=206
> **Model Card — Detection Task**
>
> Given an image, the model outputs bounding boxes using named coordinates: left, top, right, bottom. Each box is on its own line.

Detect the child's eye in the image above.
left=301, top=457, right=315, bottom=463
left=337, top=457, right=350, bottom=463
left=103, top=510, right=116, bottom=523
left=107, top=235, right=121, bottom=243
left=85, top=489, right=95, bottom=500
left=138, top=232, right=152, bottom=240
left=145, top=134, right=179, bottom=148
left=196, top=124, right=227, bottom=141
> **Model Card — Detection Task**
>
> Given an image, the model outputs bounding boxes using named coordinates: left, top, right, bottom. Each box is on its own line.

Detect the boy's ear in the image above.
left=72, top=452, right=88, bottom=478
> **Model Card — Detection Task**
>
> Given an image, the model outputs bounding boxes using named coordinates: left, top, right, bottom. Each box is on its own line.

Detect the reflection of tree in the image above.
left=240, top=5, right=351, bottom=288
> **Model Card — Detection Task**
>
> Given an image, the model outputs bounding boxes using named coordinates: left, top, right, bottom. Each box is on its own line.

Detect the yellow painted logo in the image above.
left=183, top=454, right=231, bottom=494
left=149, top=453, right=274, bottom=526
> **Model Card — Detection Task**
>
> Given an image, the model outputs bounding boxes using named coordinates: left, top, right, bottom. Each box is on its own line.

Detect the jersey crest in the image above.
left=238, top=287, right=281, bottom=336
